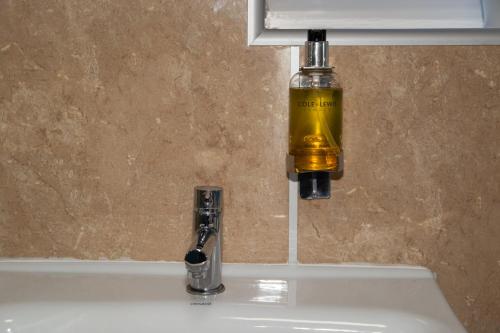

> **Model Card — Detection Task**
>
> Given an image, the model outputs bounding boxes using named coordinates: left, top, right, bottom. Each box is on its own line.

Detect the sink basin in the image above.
left=0, top=260, right=466, bottom=333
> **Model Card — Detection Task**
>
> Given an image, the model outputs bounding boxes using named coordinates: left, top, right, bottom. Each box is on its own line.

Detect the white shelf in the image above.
left=248, top=0, right=500, bottom=45
left=265, top=0, right=484, bottom=30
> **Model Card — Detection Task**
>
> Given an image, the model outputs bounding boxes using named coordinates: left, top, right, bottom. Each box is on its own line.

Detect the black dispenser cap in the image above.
left=298, top=171, right=331, bottom=200
left=307, top=30, right=327, bottom=42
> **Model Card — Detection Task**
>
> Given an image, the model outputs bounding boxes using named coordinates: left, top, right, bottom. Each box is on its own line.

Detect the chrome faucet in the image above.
left=184, top=186, right=224, bottom=295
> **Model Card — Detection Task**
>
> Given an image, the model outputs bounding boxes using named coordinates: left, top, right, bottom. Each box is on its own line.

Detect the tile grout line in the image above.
left=288, top=46, right=300, bottom=265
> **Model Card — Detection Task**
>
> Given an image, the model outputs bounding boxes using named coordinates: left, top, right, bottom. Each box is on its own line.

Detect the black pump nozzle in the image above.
left=307, top=30, right=326, bottom=42
left=298, top=171, right=331, bottom=200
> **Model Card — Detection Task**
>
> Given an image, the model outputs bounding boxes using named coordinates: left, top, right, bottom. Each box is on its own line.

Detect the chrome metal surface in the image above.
left=304, top=41, right=329, bottom=68
left=194, top=186, right=222, bottom=213
left=186, top=283, right=225, bottom=295
left=185, top=186, right=224, bottom=295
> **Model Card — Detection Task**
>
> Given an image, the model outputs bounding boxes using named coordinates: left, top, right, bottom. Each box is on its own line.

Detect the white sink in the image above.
left=0, top=260, right=466, bottom=333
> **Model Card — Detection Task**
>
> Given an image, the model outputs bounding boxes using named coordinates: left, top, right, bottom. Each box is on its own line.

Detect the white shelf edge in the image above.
left=248, top=0, right=265, bottom=46
left=250, top=29, right=500, bottom=46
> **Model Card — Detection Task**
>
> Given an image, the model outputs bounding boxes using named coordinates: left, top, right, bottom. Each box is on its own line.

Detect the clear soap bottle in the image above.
left=288, top=30, right=343, bottom=199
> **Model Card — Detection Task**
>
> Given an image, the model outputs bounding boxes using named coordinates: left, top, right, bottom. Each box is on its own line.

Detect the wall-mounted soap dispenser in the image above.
left=288, top=30, right=343, bottom=200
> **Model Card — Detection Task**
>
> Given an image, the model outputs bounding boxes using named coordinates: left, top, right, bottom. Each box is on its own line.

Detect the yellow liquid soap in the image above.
left=289, top=87, right=343, bottom=172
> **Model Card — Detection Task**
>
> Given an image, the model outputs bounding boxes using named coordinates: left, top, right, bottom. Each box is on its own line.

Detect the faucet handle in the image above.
left=194, top=186, right=223, bottom=212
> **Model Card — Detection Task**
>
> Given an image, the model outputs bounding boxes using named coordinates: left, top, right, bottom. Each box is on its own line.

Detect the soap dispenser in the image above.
left=288, top=30, right=343, bottom=200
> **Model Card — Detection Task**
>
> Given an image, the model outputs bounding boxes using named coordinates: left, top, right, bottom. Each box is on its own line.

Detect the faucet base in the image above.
left=186, top=284, right=225, bottom=296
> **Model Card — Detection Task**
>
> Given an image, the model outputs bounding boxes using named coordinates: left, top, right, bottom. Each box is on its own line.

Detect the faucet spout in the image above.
left=184, top=186, right=224, bottom=295
left=185, top=227, right=215, bottom=267
left=196, top=227, right=214, bottom=250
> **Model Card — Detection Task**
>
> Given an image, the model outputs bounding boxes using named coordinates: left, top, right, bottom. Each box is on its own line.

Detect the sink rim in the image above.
left=0, top=259, right=466, bottom=333
left=0, top=258, right=435, bottom=279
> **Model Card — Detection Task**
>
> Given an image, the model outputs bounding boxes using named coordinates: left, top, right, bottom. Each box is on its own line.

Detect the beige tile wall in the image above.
left=0, top=1, right=498, bottom=332
left=0, top=0, right=289, bottom=262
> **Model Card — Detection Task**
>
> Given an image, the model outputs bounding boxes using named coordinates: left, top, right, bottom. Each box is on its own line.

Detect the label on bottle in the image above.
left=289, top=87, right=343, bottom=172
left=294, top=96, right=337, bottom=110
